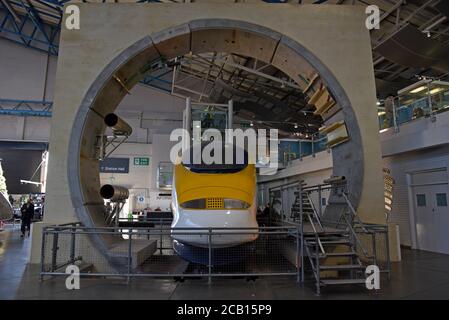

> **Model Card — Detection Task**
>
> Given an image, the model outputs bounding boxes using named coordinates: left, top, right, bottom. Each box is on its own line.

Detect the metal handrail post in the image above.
left=159, top=222, right=163, bottom=254
left=51, top=230, right=59, bottom=272
left=127, top=233, right=132, bottom=284
left=385, top=229, right=391, bottom=280
left=318, top=185, right=322, bottom=217
left=70, top=227, right=76, bottom=264
left=372, top=233, right=377, bottom=268
left=299, top=184, right=305, bottom=283
left=299, top=185, right=303, bottom=223
left=296, top=227, right=300, bottom=283
left=208, top=228, right=212, bottom=284
left=393, top=97, right=399, bottom=133
left=40, top=227, right=46, bottom=281
left=427, top=82, right=436, bottom=122
left=300, top=221, right=304, bottom=284
left=315, top=233, right=320, bottom=295
left=280, top=186, right=284, bottom=223
left=311, top=134, right=315, bottom=157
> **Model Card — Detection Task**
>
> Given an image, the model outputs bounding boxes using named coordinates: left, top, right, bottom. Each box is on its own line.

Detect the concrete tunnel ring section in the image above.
left=67, top=19, right=364, bottom=262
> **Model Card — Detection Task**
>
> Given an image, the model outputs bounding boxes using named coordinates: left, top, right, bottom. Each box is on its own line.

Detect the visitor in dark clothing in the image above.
left=262, top=203, right=270, bottom=217
left=20, top=199, right=34, bottom=238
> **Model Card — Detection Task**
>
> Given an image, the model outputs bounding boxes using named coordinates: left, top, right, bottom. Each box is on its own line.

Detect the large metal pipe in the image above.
left=100, top=184, right=129, bottom=202
left=323, top=176, right=346, bottom=184
left=104, top=113, right=132, bottom=136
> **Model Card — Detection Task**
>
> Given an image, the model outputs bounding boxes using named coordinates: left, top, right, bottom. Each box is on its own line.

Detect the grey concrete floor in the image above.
left=1, top=226, right=449, bottom=300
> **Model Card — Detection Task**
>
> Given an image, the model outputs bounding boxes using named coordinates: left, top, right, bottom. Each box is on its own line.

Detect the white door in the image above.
left=413, top=171, right=449, bottom=254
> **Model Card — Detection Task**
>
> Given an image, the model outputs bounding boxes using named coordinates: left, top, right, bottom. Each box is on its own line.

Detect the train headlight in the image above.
left=223, top=199, right=250, bottom=209
left=180, top=198, right=250, bottom=210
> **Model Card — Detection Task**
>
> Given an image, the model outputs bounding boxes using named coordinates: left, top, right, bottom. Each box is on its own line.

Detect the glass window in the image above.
left=157, top=162, right=173, bottom=190
left=416, top=194, right=426, bottom=207
left=436, top=193, right=447, bottom=207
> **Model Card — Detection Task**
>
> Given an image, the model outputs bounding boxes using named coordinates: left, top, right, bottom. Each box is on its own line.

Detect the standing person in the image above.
left=20, top=198, right=34, bottom=238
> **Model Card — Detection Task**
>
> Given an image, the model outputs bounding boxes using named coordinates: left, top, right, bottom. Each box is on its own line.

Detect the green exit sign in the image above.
left=134, top=157, right=150, bottom=166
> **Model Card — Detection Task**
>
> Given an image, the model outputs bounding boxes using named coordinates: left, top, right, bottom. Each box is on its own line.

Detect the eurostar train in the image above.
left=171, top=144, right=258, bottom=264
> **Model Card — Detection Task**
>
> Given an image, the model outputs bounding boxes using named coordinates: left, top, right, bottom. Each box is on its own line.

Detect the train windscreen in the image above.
left=182, top=142, right=248, bottom=173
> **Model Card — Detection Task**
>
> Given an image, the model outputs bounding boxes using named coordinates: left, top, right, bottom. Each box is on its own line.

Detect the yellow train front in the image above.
left=171, top=149, right=259, bottom=265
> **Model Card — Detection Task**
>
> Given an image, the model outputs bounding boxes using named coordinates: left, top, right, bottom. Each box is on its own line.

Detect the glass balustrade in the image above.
left=278, top=134, right=328, bottom=166
left=378, top=80, right=449, bottom=131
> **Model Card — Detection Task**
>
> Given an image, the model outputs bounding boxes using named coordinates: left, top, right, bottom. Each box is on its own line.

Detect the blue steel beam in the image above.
left=0, top=99, right=53, bottom=117
left=0, top=3, right=60, bottom=55
left=18, top=0, right=54, bottom=48
left=0, top=0, right=300, bottom=118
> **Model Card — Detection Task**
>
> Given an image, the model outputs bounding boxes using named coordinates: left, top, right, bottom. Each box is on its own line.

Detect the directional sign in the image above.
left=99, top=158, right=129, bottom=173
left=134, top=157, right=150, bottom=166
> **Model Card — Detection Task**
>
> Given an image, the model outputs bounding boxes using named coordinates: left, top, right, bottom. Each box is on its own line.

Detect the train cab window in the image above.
left=183, top=142, right=248, bottom=174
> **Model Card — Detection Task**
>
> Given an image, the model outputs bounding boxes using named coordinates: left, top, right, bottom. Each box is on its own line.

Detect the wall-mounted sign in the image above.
left=383, top=167, right=394, bottom=214
left=134, top=157, right=150, bottom=166
left=99, top=158, right=129, bottom=174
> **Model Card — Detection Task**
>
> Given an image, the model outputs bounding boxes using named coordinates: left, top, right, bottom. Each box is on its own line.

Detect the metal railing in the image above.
left=268, top=180, right=392, bottom=280
left=40, top=223, right=302, bottom=282
left=278, top=133, right=329, bottom=168
left=378, top=83, right=449, bottom=132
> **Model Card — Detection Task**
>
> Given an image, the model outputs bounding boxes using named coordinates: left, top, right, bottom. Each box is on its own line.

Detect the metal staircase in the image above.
left=303, top=229, right=367, bottom=294
left=293, top=181, right=369, bottom=294
left=268, top=178, right=391, bottom=295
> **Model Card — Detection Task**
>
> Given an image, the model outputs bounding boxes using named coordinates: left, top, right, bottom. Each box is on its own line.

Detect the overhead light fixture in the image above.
left=378, top=111, right=386, bottom=116
left=250, top=122, right=254, bottom=127
left=430, top=87, right=444, bottom=95
left=376, top=101, right=381, bottom=106
left=294, top=123, right=298, bottom=129
left=410, top=86, right=427, bottom=94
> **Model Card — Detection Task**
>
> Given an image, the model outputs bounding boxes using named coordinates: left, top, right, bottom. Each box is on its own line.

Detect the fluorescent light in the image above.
left=376, top=101, right=381, bottom=106
left=378, top=111, right=386, bottom=116
left=430, top=87, right=444, bottom=95
left=410, top=86, right=427, bottom=94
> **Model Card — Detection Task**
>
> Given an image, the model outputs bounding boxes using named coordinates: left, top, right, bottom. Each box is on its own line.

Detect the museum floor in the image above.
left=2, top=226, right=449, bottom=300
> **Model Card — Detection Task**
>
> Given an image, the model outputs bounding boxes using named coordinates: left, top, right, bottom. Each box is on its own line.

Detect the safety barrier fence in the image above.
left=40, top=224, right=302, bottom=281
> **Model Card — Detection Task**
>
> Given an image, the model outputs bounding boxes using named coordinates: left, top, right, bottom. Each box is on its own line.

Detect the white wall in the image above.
left=381, top=111, right=449, bottom=156
left=98, top=134, right=177, bottom=212
left=0, top=115, right=50, bottom=142
left=0, top=39, right=56, bottom=101
left=99, top=142, right=152, bottom=211
left=0, top=39, right=55, bottom=141
left=384, top=145, right=449, bottom=247
left=150, top=133, right=177, bottom=190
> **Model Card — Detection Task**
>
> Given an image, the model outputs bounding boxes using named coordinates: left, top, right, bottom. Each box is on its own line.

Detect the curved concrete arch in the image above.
left=67, top=19, right=364, bottom=260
